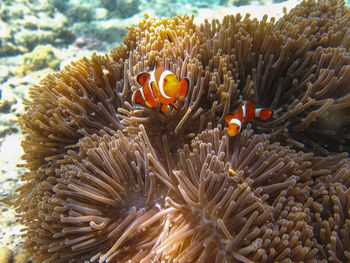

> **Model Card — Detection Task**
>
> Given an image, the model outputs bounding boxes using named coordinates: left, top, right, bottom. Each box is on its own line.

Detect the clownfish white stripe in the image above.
left=138, top=87, right=146, bottom=100
left=229, top=118, right=242, bottom=131
left=255, top=108, right=262, bottom=117
left=242, top=103, right=246, bottom=119
left=149, top=68, right=156, bottom=84
left=158, top=70, right=173, bottom=99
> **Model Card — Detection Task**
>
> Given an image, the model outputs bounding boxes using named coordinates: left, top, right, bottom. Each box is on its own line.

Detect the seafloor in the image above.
left=0, top=0, right=336, bottom=261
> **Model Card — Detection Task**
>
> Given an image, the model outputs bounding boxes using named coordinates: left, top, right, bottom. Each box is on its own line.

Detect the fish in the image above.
left=225, top=101, right=272, bottom=136
left=132, top=62, right=190, bottom=112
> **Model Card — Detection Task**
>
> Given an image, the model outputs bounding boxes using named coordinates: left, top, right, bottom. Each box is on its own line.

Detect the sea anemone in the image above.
left=17, top=123, right=350, bottom=262
left=15, top=0, right=350, bottom=262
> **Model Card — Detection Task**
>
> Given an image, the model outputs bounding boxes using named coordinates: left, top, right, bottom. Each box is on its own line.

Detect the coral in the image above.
left=73, top=36, right=106, bottom=51
left=14, top=0, right=350, bottom=262
left=17, top=45, right=61, bottom=76
left=0, top=247, right=13, bottom=263
left=0, top=0, right=74, bottom=56
left=66, top=5, right=94, bottom=22
left=100, top=0, right=139, bottom=18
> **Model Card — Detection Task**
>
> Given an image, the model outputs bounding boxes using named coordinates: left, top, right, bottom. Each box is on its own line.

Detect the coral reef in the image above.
left=0, top=247, right=29, bottom=263
left=100, top=0, right=140, bottom=18
left=16, top=45, right=61, bottom=76
left=0, top=0, right=74, bottom=56
left=0, top=0, right=131, bottom=57
left=14, top=0, right=350, bottom=262
left=73, top=37, right=106, bottom=51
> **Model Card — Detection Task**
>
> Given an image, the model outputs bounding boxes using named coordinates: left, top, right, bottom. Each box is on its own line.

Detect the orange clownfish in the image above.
left=225, top=101, right=272, bottom=136
left=132, top=62, right=189, bottom=112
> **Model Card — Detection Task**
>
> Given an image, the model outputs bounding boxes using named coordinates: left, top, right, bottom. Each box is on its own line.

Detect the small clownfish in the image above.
left=225, top=101, right=272, bottom=136
left=132, top=62, right=190, bottom=112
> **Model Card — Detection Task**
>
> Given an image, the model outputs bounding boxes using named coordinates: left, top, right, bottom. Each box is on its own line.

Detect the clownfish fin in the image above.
left=156, top=61, right=164, bottom=70
left=137, top=72, right=150, bottom=86
left=245, top=101, right=256, bottom=109
left=178, top=78, right=189, bottom=99
left=225, top=115, right=233, bottom=124
left=161, top=104, right=168, bottom=112
left=143, top=82, right=158, bottom=108
left=150, top=81, right=161, bottom=100
left=145, top=101, right=154, bottom=108
left=259, top=109, right=273, bottom=120
left=133, top=90, right=145, bottom=105
left=171, top=102, right=179, bottom=109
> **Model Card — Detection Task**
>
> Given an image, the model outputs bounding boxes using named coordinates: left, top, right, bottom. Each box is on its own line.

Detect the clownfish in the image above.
left=225, top=101, right=272, bottom=136
left=132, top=62, right=189, bottom=112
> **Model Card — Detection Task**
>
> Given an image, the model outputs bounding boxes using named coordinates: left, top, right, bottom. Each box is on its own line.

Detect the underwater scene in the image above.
left=1, top=0, right=350, bottom=262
